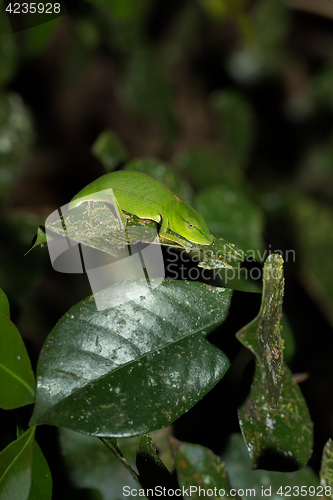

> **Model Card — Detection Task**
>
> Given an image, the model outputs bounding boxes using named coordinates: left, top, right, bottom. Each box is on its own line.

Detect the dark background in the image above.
left=1, top=0, right=333, bottom=494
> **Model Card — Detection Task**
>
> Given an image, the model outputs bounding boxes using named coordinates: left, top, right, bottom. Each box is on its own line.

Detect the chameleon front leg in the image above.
left=159, top=215, right=191, bottom=250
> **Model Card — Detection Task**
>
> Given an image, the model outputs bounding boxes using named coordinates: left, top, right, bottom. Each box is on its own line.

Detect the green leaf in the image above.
left=198, top=235, right=248, bottom=271
left=196, top=236, right=261, bottom=293
left=290, top=196, right=333, bottom=323
left=45, top=202, right=127, bottom=258
left=194, top=185, right=264, bottom=263
left=238, top=363, right=313, bottom=470
left=44, top=201, right=197, bottom=256
left=210, top=90, right=255, bottom=169
left=60, top=430, right=140, bottom=500
left=320, top=439, right=333, bottom=499
left=0, top=313, right=35, bottom=409
left=137, top=434, right=171, bottom=477
left=0, top=213, right=49, bottom=299
left=92, top=130, right=129, bottom=172
left=0, top=11, right=19, bottom=87
left=174, top=147, right=242, bottom=191
left=121, top=47, right=172, bottom=124
left=0, top=427, right=35, bottom=500
left=31, top=280, right=232, bottom=437
left=150, top=427, right=175, bottom=474
left=222, top=433, right=319, bottom=499
left=25, top=226, right=48, bottom=255
left=171, top=438, right=239, bottom=499
left=24, top=18, right=60, bottom=57
left=0, top=93, right=34, bottom=203
left=0, top=288, right=10, bottom=318
left=280, top=316, right=295, bottom=365
left=124, top=158, right=192, bottom=203
left=136, top=434, right=174, bottom=491
left=313, top=65, right=333, bottom=113
left=28, top=441, right=52, bottom=500
left=236, top=254, right=285, bottom=407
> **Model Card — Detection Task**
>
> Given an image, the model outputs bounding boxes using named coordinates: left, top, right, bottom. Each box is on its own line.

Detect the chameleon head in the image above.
left=171, top=201, right=213, bottom=246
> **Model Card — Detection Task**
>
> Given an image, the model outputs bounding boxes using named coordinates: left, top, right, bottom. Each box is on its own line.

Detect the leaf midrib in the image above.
left=0, top=363, right=34, bottom=398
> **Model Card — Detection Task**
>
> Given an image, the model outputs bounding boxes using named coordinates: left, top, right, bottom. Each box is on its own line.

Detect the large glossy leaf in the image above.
left=0, top=288, right=10, bottom=318
left=171, top=438, right=239, bottom=499
left=222, top=434, right=319, bottom=500
left=238, top=362, right=313, bottom=471
left=31, top=280, right=232, bottom=437
left=0, top=427, right=35, bottom=500
left=0, top=313, right=35, bottom=409
left=236, top=253, right=284, bottom=408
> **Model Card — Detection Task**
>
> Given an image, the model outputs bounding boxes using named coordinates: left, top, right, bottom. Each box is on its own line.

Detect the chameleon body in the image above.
left=70, top=170, right=212, bottom=247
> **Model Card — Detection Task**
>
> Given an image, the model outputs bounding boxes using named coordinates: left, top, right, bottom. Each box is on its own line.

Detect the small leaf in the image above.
left=0, top=427, right=35, bottom=500
left=31, top=280, right=232, bottom=437
left=238, top=362, right=313, bottom=470
left=0, top=288, right=10, bottom=318
left=236, top=253, right=285, bottom=407
left=25, top=226, right=48, bottom=255
left=0, top=313, right=35, bottom=409
left=28, top=441, right=52, bottom=500
left=210, top=90, right=255, bottom=169
left=92, top=129, right=129, bottom=171
left=222, top=433, right=319, bottom=498
left=136, top=434, right=175, bottom=492
left=320, top=439, right=333, bottom=498
left=198, top=235, right=248, bottom=271
left=198, top=236, right=261, bottom=294
left=171, top=438, right=238, bottom=499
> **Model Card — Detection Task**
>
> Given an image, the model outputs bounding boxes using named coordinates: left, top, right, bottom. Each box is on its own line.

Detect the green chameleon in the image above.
left=70, top=170, right=212, bottom=248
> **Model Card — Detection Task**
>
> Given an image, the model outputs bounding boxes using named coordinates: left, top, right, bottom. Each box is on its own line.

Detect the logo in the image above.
left=45, top=189, right=165, bottom=311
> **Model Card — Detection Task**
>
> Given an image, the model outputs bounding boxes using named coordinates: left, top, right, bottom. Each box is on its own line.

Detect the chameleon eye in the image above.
left=188, top=223, right=194, bottom=227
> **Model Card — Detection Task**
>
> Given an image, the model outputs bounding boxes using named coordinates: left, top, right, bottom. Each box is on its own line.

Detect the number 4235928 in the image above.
left=276, top=485, right=331, bottom=496
left=5, top=3, right=61, bottom=14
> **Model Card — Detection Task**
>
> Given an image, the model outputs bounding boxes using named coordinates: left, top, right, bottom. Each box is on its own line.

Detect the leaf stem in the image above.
left=99, top=437, right=141, bottom=485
